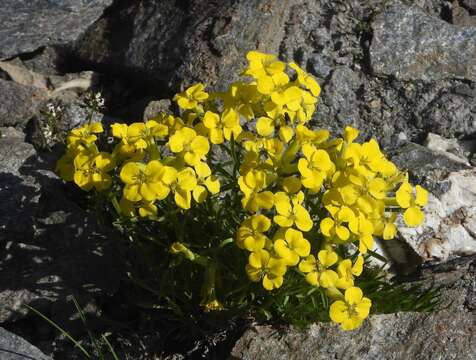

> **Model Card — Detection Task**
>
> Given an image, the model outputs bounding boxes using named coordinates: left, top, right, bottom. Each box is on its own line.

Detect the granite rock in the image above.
left=0, top=79, right=47, bottom=128
left=75, top=0, right=292, bottom=92
left=370, top=3, right=476, bottom=82
left=0, top=327, right=51, bottom=360
left=0, top=0, right=114, bottom=59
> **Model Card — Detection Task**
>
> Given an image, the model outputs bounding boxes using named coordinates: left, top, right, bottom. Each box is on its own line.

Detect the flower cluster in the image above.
left=57, top=51, right=428, bottom=331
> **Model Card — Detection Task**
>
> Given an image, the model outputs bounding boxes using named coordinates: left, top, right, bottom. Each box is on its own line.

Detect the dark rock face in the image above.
left=75, top=0, right=291, bottom=92
left=0, top=129, right=119, bottom=324
left=0, top=79, right=47, bottom=127
left=0, top=327, right=51, bottom=360
left=230, top=255, right=476, bottom=360
left=0, top=0, right=113, bottom=59
left=371, top=3, right=476, bottom=82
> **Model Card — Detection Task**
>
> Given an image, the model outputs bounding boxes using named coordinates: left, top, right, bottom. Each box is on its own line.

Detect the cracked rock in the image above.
left=371, top=3, right=476, bottom=82
left=391, top=142, right=476, bottom=263
left=0, top=0, right=114, bottom=59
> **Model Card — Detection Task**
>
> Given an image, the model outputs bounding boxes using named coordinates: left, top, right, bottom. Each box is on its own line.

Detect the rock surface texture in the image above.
left=387, top=142, right=476, bottom=264
left=230, top=255, right=476, bottom=360
left=75, top=0, right=291, bottom=91
left=371, top=3, right=476, bottom=82
left=0, top=327, right=51, bottom=360
left=0, top=0, right=113, bottom=59
left=0, top=128, right=119, bottom=324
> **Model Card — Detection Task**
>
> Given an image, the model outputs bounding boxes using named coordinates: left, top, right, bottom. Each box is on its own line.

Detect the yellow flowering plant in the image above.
left=56, top=51, right=438, bottom=336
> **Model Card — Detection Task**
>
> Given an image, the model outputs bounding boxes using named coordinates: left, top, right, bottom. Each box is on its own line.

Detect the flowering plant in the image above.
left=57, top=51, right=430, bottom=332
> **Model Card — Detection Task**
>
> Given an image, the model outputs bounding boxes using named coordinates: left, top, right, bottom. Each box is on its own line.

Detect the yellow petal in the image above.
left=318, top=250, right=338, bottom=267
left=415, top=185, right=428, bottom=206
left=329, top=300, right=348, bottom=323
left=120, top=162, right=141, bottom=184
left=403, top=206, right=425, bottom=227
left=305, top=272, right=319, bottom=286
left=320, top=218, right=335, bottom=237
left=124, top=184, right=141, bottom=202
left=174, top=188, right=191, bottom=209
left=192, top=185, right=208, bottom=203
left=396, top=182, right=412, bottom=208
left=345, top=287, right=363, bottom=305
left=298, top=255, right=317, bottom=273
left=256, top=117, right=274, bottom=137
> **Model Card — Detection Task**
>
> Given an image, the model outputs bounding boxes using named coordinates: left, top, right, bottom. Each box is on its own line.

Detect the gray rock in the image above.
left=424, top=133, right=470, bottom=164
left=230, top=255, right=476, bottom=360
left=0, top=79, right=46, bottom=127
left=0, top=131, right=119, bottom=323
left=371, top=3, right=476, bottom=82
left=75, top=0, right=291, bottom=91
left=0, top=0, right=114, bottom=59
left=0, top=327, right=51, bottom=360
left=461, top=0, right=476, bottom=12
left=307, top=54, right=333, bottom=78
left=21, top=46, right=70, bottom=76
left=143, top=99, right=173, bottom=121
left=318, top=66, right=362, bottom=131
left=390, top=142, right=476, bottom=263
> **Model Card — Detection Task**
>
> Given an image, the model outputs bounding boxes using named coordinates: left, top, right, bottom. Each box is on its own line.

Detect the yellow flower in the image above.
left=120, top=161, right=177, bottom=202
left=56, top=144, right=87, bottom=181
left=335, top=255, right=364, bottom=289
left=192, top=161, right=220, bottom=203
left=202, top=109, right=242, bottom=144
left=396, top=182, right=428, bottom=226
left=236, top=214, right=271, bottom=251
left=168, top=127, right=210, bottom=166
left=298, top=249, right=339, bottom=287
left=329, top=287, right=371, bottom=330
left=273, top=197, right=313, bottom=232
left=246, top=249, right=287, bottom=290
left=171, top=167, right=198, bottom=209
left=173, top=83, right=209, bottom=110
left=244, top=51, right=289, bottom=95
left=298, top=146, right=333, bottom=192
left=289, top=62, right=321, bottom=97
left=345, top=139, right=397, bottom=178
left=274, top=228, right=311, bottom=266
left=374, top=213, right=398, bottom=240
left=238, top=169, right=274, bottom=212
left=112, top=120, right=168, bottom=151
left=73, top=151, right=114, bottom=191
left=67, top=122, right=103, bottom=147
left=296, top=125, right=329, bottom=145
left=220, top=81, right=260, bottom=120
left=356, top=214, right=374, bottom=254
left=256, top=116, right=275, bottom=137
left=320, top=206, right=358, bottom=241
left=119, top=197, right=158, bottom=218
left=269, top=86, right=303, bottom=120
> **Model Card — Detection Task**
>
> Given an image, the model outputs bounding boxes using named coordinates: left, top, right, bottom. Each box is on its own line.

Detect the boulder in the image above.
left=0, top=0, right=114, bottom=59
left=370, top=3, right=476, bottom=82
left=75, top=0, right=291, bottom=91
left=0, top=327, right=51, bottom=360
left=0, top=79, right=47, bottom=128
